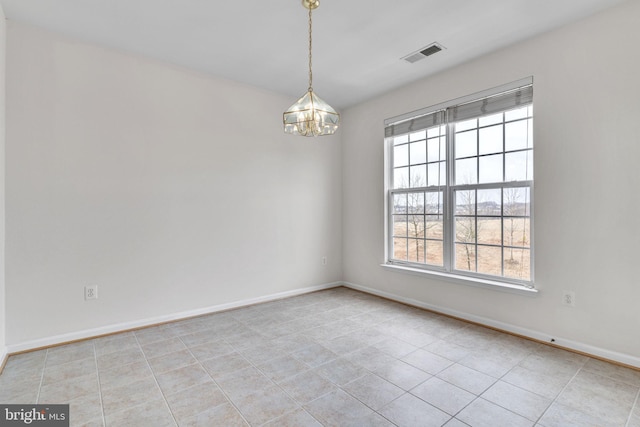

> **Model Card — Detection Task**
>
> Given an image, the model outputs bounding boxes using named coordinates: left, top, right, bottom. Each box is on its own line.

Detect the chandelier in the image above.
left=283, top=0, right=340, bottom=137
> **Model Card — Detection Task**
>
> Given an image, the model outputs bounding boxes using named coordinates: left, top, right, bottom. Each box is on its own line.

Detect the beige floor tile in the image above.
left=372, top=337, right=419, bottom=358
left=556, top=370, right=637, bottom=425
left=344, top=346, right=396, bottom=372
left=105, top=399, right=175, bottom=427
left=262, top=408, right=322, bottom=427
left=187, top=340, right=235, bottom=361
left=42, top=357, right=97, bottom=385
left=538, top=402, right=611, bottom=427
left=164, top=382, right=228, bottom=423
left=93, top=333, right=139, bottom=356
left=200, top=352, right=251, bottom=378
left=215, top=366, right=274, bottom=400
left=147, top=349, right=197, bottom=374
left=292, top=343, right=338, bottom=368
left=502, top=365, right=571, bottom=399
left=436, top=363, right=496, bottom=395
left=304, top=389, right=374, bottom=426
left=315, top=358, right=368, bottom=386
left=46, top=342, right=95, bottom=367
left=179, top=402, right=248, bottom=427
left=374, top=359, right=432, bottom=390
left=141, top=337, right=187, bottom=359
left=0, top=376, right=42, bottom=401
left=402, top=348, right=454, bottom=375
left=96, top=347, right=145, bottom=371
left=343, top=373, right=404, bottom=410
left=101, top=377, right=163, bottom=414
left=68, top=393, right=104, bottom=426
left=279, top=370, right=339, bottom=404
left=155, top=363, right=213, bottom=396
left=230, top=384, right=299, bottom=425
left=134, top=325, right=178, bottom=345
left=257, top=355, right=309, bottom=382
left=456, top=398, right=533, bottom=427
left=379, top=393, right=451, bottom=427
left=424, top=339, right=471, bottom=362
left=411, top=376, right=476, bottom=415
left=97, top=360, right=154, bottom=391
left=481, top=380, right=552, bottom=421
left=582, top=358, right=640, bottom=387
left=39, top=372, right=99, bottom=403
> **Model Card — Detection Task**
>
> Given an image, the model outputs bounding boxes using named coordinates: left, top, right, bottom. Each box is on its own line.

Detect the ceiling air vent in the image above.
left=402, top=42, right=445, bottom=64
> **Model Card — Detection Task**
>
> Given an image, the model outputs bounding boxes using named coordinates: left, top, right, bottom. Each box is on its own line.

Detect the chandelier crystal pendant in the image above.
left=283, top=0, right=340, bottom=137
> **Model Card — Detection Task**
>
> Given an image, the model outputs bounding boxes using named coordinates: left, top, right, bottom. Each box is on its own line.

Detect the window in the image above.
left=385, top=79, right=534, bottom=288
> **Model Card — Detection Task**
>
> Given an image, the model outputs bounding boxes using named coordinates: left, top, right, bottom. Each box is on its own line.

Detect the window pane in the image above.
left=394, top=144, right=409, bottom=167
left=393, top=215, right=408, bottom=237
left=504, top=248, right=530, bottom=281
left=479, top=113, right=503, bottom=127
left=505, top=150, right=533, bottom=182
left=456, top=118, right=477, bottom=132
left=477, top=245, right=502, bottom=276
left=455, top=190, right=476, bottom=215
left=426, top=240, right=444, bottom=266
left=393, top=135, right=409, bottom=145
left=455, top=243, right=476, bottom=271
left=503, top=187, right=530, bottom=216
left=425, top=215, right=443, bottom=239
left=427, top=162, right=445, bottom=187
left=407, top=239, right=425, bottom=263
left=394, top=167, right=409, bottom=188
left=479, top=154, right=503, bottom=184
left=455, top=158, right=477, bottom=185
left=455, top=130, right=477, bottom=158
left=505, top=120, right=532, bottom=151
left=410, top=130, right=426, bottom=142
left=477, top=217, right=501, bottom=245
left=477, top=189, right=501, bottom=215
left=428, top=138, right=445, bottom=162
left=455, top=217, right=476, bottom=243
left=479, top=125, right=503, bottom=155
left=407, top=192, right=424, bottom=214
left=409, top=164, right=427, bottom=187
left=410, top=140, right=427, bottom=165
left=425, top=192, right=443, bottom=214
left=393, top=193, right=407, bottom=214
left=505, top=106, right=529, bottom=122
left=427, top=125, right=444, bottom=139
left=393, top=237, right=408, bottom=261
left=408, top=215, right=425, bottom=238
left=503, top=217, right=530, bottom=249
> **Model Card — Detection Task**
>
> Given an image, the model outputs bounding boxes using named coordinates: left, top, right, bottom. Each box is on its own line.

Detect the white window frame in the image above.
left=382, top=78, right=536, bottom=294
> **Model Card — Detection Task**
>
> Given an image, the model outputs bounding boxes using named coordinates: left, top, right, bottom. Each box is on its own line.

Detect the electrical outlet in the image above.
left=322, top=256, right=327, bottom=266
left=562, top=290, right=575, bottom=307
left=85, top=285, right=98, bottom=300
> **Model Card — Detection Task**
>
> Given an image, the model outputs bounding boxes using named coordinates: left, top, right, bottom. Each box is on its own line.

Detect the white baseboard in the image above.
left=7, top=282, right=342, bottom=355
left=343, top=281, right=640, bottom=369
left=0, top=346, right=8, bottom=373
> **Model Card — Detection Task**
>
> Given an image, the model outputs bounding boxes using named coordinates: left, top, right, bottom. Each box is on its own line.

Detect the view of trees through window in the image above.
left=389, top=98, right=533, bottom=284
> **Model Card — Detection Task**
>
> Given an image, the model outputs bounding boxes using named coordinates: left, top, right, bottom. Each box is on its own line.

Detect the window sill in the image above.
left=380, top=263, right=538, bottom=296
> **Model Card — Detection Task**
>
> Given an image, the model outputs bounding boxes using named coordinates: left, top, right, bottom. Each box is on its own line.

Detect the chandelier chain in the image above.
left=308, top=7, right=313, bottom=92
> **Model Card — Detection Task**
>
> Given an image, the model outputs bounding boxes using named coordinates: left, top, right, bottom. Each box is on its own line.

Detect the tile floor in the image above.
left=1, top=287, right=639, bottom=426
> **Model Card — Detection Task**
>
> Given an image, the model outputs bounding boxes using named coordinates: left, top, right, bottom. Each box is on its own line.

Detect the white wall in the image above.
left=5, top=23, right=342, bottom=345
left=0, top=5, right=6, bottom=360
left=342, top=0, right=640, bottom=362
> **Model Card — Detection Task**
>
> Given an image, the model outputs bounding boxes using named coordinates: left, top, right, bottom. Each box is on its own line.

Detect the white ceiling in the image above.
left=0, top=0, right=628, bottom=109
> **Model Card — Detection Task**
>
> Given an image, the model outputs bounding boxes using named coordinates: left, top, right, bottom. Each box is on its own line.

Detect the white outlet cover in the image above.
left=85, top=285, right=98, bottom=300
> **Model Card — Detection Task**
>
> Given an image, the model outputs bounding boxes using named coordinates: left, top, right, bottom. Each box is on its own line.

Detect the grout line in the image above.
left=625, top=388, right=640, bottom=427
left=177, top=334, right=253, bottom=426
left=132, top=334, right=179, bottom=427
left=92, top=341, right=107, bottom=427
left=34, top=349, right=48, bottom=404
